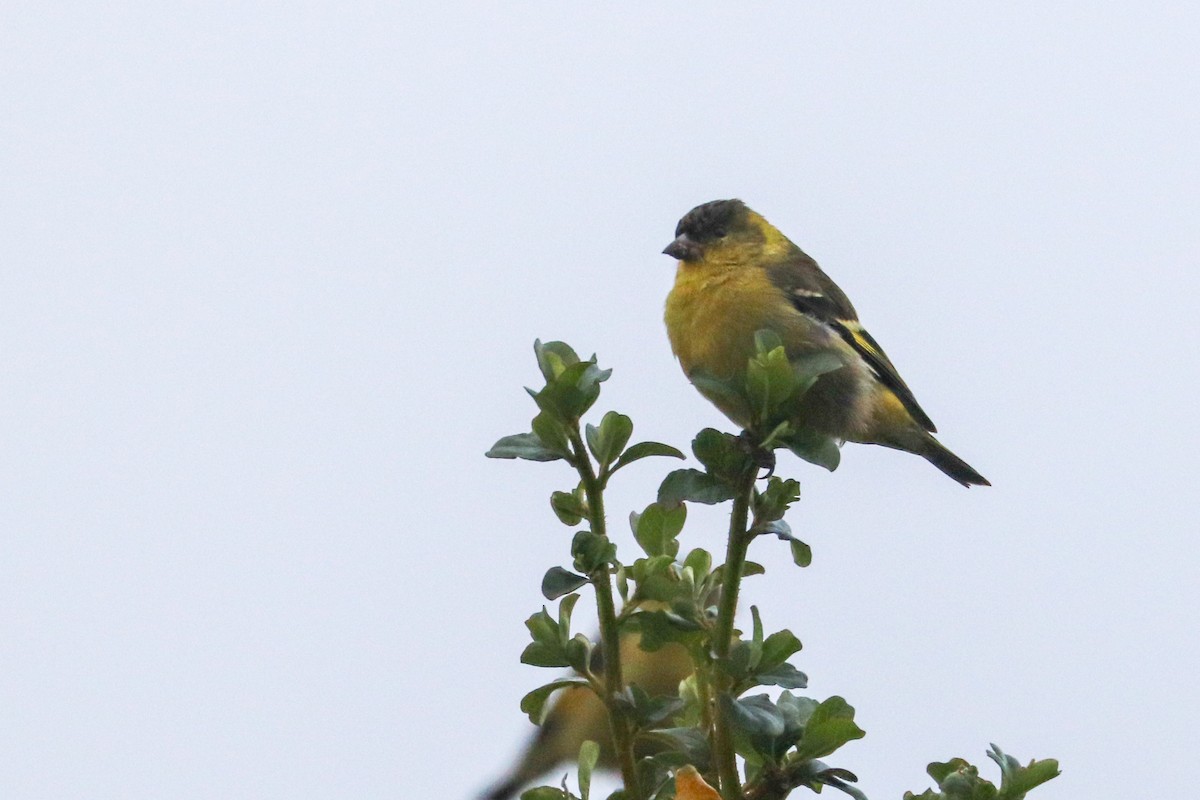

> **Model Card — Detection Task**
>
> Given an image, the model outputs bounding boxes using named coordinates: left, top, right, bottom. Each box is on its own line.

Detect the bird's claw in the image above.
left=737, top=432, right=776, bottom=480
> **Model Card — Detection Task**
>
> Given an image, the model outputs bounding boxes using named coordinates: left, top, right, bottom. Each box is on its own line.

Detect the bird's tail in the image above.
left=476, top=722, right=562, bottom=800
left=478, top=777, right=520, bottom=800
left=916, top=432, right=990, bottom=487
left=878, top=429, right=990, bottom=487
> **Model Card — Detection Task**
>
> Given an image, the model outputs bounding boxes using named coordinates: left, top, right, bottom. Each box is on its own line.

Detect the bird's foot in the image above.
left=737, top=431, right=776, bottom=480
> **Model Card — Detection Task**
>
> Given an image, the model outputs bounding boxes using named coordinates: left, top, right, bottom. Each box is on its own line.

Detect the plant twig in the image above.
left=570, top=429, right=643, bottom=800
left=711, top=460, right=758, bottom=799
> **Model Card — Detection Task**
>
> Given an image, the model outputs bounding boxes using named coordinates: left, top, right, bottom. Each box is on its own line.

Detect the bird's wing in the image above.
left=766, top=250, right=858, bottom=321
left=767, top=255, right=938, bottom=433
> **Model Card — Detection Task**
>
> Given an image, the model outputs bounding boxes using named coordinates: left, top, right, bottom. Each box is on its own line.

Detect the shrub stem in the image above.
left=570, top=429, right=643, bottom=800
left=711, top=461, right=758, bottom=799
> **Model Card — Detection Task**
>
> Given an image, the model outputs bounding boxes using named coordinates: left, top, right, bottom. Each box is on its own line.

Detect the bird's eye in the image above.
left=713, top=228, right=727, bottom=239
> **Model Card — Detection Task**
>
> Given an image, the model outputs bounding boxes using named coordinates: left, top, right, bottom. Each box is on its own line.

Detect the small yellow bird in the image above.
left=479, top=683, right=611, bottom=800
left=480, top=634, right=692, bottom=800
left=663, top=199, right=988, bottom=487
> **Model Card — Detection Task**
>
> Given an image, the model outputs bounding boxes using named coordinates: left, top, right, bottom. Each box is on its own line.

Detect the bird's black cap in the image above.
left=673, top=198, right=747, bottom=241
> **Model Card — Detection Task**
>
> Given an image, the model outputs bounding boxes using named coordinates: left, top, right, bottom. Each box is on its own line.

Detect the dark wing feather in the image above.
left=766, top=255, right=938, bottom=434
left=766, top=251, right=858, bottom=322
left=835, top=324, right=937, bottom=432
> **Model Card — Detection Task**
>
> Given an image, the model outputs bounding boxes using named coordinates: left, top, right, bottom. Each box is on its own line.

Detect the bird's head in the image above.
left=663, top=199, right=789, bottom=266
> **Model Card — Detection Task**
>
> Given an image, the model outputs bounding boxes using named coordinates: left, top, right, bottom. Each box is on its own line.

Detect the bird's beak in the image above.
left=663, top=234, right=701, bottom=262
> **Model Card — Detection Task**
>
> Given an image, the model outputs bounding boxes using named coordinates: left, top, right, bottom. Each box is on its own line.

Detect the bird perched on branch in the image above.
left=662, top=198, right=988, bottom=487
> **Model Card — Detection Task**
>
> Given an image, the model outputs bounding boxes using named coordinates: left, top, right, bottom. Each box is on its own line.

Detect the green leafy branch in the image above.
left=489, top=341, right=685, bottom=800
left=903, top=746, right=1060, bottom=800
left=487, top=338, right=1059, bottom=800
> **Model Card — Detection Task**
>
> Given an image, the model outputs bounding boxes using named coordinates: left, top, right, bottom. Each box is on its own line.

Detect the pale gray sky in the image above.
left=3, top=3, right=1197, bottom=799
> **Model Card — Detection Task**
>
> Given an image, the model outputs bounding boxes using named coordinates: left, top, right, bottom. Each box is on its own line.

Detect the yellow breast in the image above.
left=664, top=258, right=869, bottom=434
left=664, top=261, right=794, bottom=380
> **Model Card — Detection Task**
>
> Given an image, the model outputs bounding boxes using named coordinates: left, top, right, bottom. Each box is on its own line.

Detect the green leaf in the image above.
left=627, top=684, right=687, bottom=728
left=790, top=539, right=813, bottom=567
left=564, top=633, right=592, bottom=674
left=571, top=530, right=616, bottom=575
left=1010, top=761, right=1061, bottom=796
left=550, top=489, right=587, bottom=526
left=570, top=362, right=613, bottom=418
left=691, top=428, right=752, bottom=481
left=726, top=641, right=753, bottom=684
left=645, top=727, right=711, bottom=771
left=521, top=787, right=574, bottom=800
left=578, top=740, right=600, bottom=800
left=542, top=567, right=589, bottom=600
left=759, top=629, right=802, bottom=671
left=629, top=609, right=703, bottom=651
left=749, top=606, right=765, bottom=669
left=756, top=663, right=808, bottom=689
left=520, top=678, right=590, bottom=724
left=628, top=554, right=680, bottom=603
left=746, top=341, right=796, bottom=419
left=794, top=696, right=865, bottom=760
left=558, top=593, right=580, bottom=634
left=521, top=641, right=572, bottom=668
left=921, top=760, right=996, bottom=800
left=657, top=469, right=736, bottom=507
left=795, top=761, right=868, bottom=800
left=638, top=755, right=683, bottom=800
left=688, top=371, right=752, bottom=423
left=683, top=548, right=712, bottom=579
left=792, top=350, right=846, bottom=378
left=486, top=432, right=564, bottom=462
left=753, top=329, right=785, bottom=355
left=723, top=693, right=786, bottom=738
left=754, top=477, right=801, bottom=522
left=758, top=419, right=793, bottom=450
left=525, top=606, right=560, bottom=646
left=522, top=602, right=572, bottom=668
left=790, top=351, right=846, bottom=399
left=690, top=427, right=731, bottom=470
left=534, top=339, right=582, bottom=383
left=632, top=503, right=686, bottom=558
left=532, top=412, right=573, bottom=459
left=711, top=560, right=766, bottom=585
left=988, top=744, right=1061, bottom=797
left=754, top=518, right=791, bottom=539
left=751, top=519, right=814, bottom=568
left=586, top=411, right=634, bottom=468
left=584, top=423, right=603, bottom=463
left=777, top=691, right=819, bottom=733
left=927, top=758, right=973, bottom=786
left=609, top=441, right=685, bottom=475
left=532, top=361, right=606, bottom=422
left=778, top=429, right=841, bottom=472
